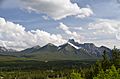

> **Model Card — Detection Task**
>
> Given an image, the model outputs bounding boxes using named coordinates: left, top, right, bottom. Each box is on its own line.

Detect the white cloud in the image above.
left=76, top=8, right=93, bottom=18
left=0, top=17, right=66, bottom=50
left=88, top=19, right=120, bottom=40
left=59, top=23, right=69, bottom=31
left=116, top=28, right=120, bottom=40
left=59, top=23, right=83, bottom=42
left=21, top=0, right=93, bottom=20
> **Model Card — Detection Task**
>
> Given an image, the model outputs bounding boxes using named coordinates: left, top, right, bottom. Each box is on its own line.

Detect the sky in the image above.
left=0, top=0, right=120, bottom=50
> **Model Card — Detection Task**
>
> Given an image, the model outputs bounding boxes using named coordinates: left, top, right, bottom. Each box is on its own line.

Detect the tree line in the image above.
left=0, top=47, right=119, bottom=79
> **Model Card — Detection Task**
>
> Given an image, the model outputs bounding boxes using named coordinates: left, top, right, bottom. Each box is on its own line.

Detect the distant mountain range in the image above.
left=0, top=39, right=112, bottom=61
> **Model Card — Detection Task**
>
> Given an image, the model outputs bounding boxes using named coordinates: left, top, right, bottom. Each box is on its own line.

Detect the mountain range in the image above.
left=0, top=39, right=112, bottom=61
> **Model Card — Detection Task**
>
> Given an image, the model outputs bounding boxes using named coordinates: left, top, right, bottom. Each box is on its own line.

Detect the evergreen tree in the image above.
left=102, top=50, right=111, bottom=70
left=93, top=65, right=120, bottom=79
left=111, top=47, right=120, bottom=68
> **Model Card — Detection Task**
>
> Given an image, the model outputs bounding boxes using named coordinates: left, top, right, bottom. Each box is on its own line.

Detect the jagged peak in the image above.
left=68, top=39, right=80, bottom=45
left=68, top=39, right=75, bottom=43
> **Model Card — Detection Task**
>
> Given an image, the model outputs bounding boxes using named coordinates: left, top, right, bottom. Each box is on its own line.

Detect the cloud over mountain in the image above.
left=86, top=19, right=120, bottom=48
left=59, top=23, right=83, bottom=42
left=0, top=17, right=66, bottom=50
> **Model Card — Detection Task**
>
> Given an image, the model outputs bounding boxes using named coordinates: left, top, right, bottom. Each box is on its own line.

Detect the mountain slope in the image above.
left=0, top=39, right=112, bottom=61
left=19, top=39, right=111, bottom=61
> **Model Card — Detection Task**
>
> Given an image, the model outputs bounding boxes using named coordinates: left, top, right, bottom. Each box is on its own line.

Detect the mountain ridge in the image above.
left=0, top=39, right=112, bottom=61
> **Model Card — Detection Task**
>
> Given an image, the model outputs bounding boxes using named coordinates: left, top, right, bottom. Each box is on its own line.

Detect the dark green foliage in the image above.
left=101, top=50, right=111, bottom=70
left=92, top=48, right=120, bottom=79
left=111, top=47, right=120, bottom=68
left=93, top=65, right=120, bottom=79
left=0, top=47, right=119, bottom=79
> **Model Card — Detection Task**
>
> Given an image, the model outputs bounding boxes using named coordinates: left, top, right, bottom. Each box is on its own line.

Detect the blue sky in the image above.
left=0, top=0, right=120, bottom=50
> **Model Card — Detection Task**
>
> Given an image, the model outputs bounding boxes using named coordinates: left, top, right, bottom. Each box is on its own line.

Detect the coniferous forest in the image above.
left=0, top=47, right=119, bottom=79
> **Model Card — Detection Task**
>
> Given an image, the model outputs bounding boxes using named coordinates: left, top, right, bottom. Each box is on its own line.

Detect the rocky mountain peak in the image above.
left=68, top=39, right=75, bottom=43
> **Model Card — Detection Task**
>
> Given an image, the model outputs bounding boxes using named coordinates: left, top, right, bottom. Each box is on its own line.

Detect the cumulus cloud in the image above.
left=21, top=0, right=93, bottom=20
left=59, top=23, right=69, bottom=31
left=76, top=8, right=93, bottom=18
left=59, top=23, right=83, bottom=42
left=0, top=17, right=66, bottom=50
left=88, top=19, right=120, bottom=40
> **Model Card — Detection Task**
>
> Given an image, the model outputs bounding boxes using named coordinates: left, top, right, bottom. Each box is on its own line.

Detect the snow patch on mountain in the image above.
left=67, top=42, right=81, bottom=49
